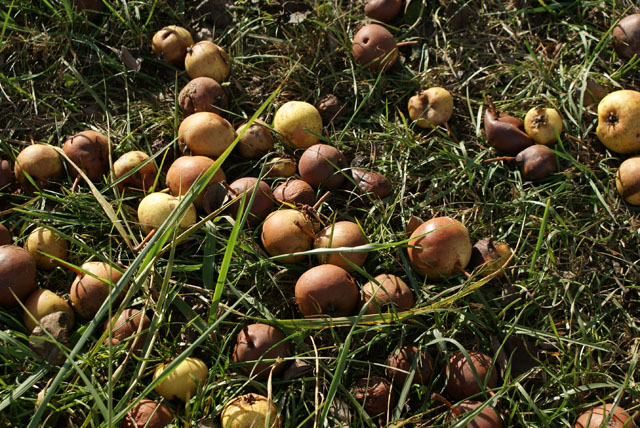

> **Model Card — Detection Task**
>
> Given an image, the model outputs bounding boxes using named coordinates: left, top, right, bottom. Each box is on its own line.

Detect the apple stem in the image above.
left=57, top=259, right=84, bottom=277
left=483, top=156, right=515, bottom=163
left=70, top=176, right=80, bottom=193
left=223, top=182, right=239, bottom=196
left=431, top=393, right=462, bottom=416
left=134, top=229, right=156, bottom=252
left=396, top=41, right=419, bottom=48
left=456, top=266, right=472, bottom=279
left=293, top=220, right=316, bottom=239
left=312, top=191, right=330, bottom=211
left=485, top=96, right=497, bottom=115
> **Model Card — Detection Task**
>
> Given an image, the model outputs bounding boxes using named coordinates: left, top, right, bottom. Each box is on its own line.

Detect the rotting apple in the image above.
left=153, top=357, right=208, bottom=402
left=386, top=344, right=432, bottom=387
left=62, top=130, right=111, bottom=181
left=24, top=288, right=74, bottom=332
left=350, top=376, right=397, bottom=418
left=232, top=323, right=290, bottom=380
left=104, top=308, right=151, bottom=354
left=523, top=107, right=562, bottom=145
left=24, top=227, right=68, bottom=270
left=273, top=101, right=323, bottom=149
left=484, top=102, right=533, bottom=155
left=515, top=144, right=557, bottom=181
left=351, top=168, right=391, bottom=198
left=69, top=261, right=126, bottom=319
left=179, top=76, right=227, bottom=116
left=0, top=245, right=37, bottom=308
left=360, top=273, right=414, bottom=314
left=613, top=14, right=640, bottom=59
left=407, top=217, right=472, bottom=279
left=178, top=111, right=236, bottom=157
left=185, top=40, right=230, bottom=83
left=408, top=87, right=454, bottom=128
left=446, top=351, right=498, bottom=400
left=273, top=179, right=316, bottom=207
left=298, top=144, right=347, bottom=189
left=596, top=89, right=640, bottom=154
left=120, top=398, right=174, bottom=428
left=226, top=177, right=275, bottom=225
left=152, top=25, right=194, bottom=66
left=220, top=393, right=282, bottom=428
left=468, top=239, right=512, bottom=277
left=448, top=400, right=503, bottom=428
left=352, top=24, right=398, bottom=72
left=236, top=119, right=274, bottom=159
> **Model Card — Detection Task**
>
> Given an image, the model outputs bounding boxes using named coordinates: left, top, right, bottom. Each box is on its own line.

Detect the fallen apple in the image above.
left=261, top=209, right=314, bottom=263
left=137, top=192, right=197, bottom=234
left=613, top=14, right=640, bottom=59
left=574, top=403, right=635, bottom=428
left=14, top=144, right=63, bottom=192
left=152, top=25, right=194, bottom=66
left=364, top=0, right=403, bottom=22
left=178, top=111, right=236, bottom=157
left=185, top=40, right=230, bottom=83
left=616, top=156, right=640, bottom=205
left=24, top=288, right=75, bottom=332
left=0, top=245, right=37, bottom=308
left=523, top=107, right=562, bottom=145
left=113, top=151, right=158, bottom=192
left=446, top=351, right=498, bottom=400
left=220, top=393, right=282, bottom=428
left=62, top=130, right=111, bottom=181
left=408, top=87, right=454, bottom=128
left=236, top=119, right=274, bottom=159
left=273, top=101, right=323, bottom=149
left=179, top=76, right=227, bottom=116
left=153, top=357, right=208, bottom=402
left=313, top=221, right=368, bottom=272
left=120, top=398, right=174, bottom=428
left=295, top=264, right=359, bottom=317
left=24, top=227, right=68, bottom=270
left=360, top=273, right=414, bottom=314
left=352, top=24, right=398, bottom=72
left=69, top=261, right=126, bottom=319
left=596, top=89, right=640, bottom=154
left=232, top=323, right=290, bottom=380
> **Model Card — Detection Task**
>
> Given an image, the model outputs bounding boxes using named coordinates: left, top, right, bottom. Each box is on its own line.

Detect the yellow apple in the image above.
left=24, top=227, right=68, bottom=270
left=152, top=26, right=194, bottom=66
left=616, top=156, right=640, bottom=205
left=178, top=112, right=236, bottom=157
left=408, top=87, right=454, bottom=128
left=220, top=393, right=282, bottom=428
left=137, top=192, right=197, bottom=234
left=273, top=101, right=323, bottom=149
left=153, top=357, right=208, bottom=402
left=185, top=41, right=230, bottom=83
left=24, top=289, right=74, bottom=331
left=524, top=107, right=562, bottom=145
left=596, top=89, right=640, bottom=154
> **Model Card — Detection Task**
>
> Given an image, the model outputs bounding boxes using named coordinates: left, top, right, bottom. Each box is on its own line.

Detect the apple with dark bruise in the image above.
left=232, top=323, right=290, bottom=380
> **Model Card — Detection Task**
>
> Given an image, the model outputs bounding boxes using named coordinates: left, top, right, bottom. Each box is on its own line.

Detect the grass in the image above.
left=1, top=0, right=640, bottom=426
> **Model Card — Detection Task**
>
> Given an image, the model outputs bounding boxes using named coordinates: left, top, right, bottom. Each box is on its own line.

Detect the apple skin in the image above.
left=261, top=209, right=314, bottom=263
left=178, top=111, right=236, bottom=157
left=265, top=157, right=297, bottom=178
left=446, top=351, right=497, bottom=401
left=232, top=323, right=290, bottom=380
left=137, top=192, right=197, bottom=234
left=295, top=264, right=359, bottom=317
left=165, top=156, right=226, bottom=210
left=152, top=26, right=194, bottom=66
left=364, top=0, right=403, bottom=22
left=613, top=14, right=640, bottom=59
left=185, top=41, right=230, bottom=83
left=386, top=344, right=432, bottom=387
left=596, top=89, right=640, bottom=154
left=120, top=399, right=174, bottom=428
left=62, top=130, right=110, bottom=181
left=523, top=107, right=562, bottom=145
left=574, top=403, right=635, bottom=428
left=407, top=217, right=472, bottom=280
left=236, top=120, right=274, bottom=159
left=153, top=357, right=208, bottom=402
left=24, top=227, right=68, bottom=270
left=14, top=144, right=63, bottom=193
left=70, top=261, right=126, bottom=319
left=360, top=273, right=414, bottom=314
left=352, top=24, right=398, bottom=72
left=313, top=221, right=368, bottom=272
left=113, top=151, right=158, bottom=192
left=616, top=156, right=640, bottom=205
left=221, top=393, right=282, bottom=428
left=448, top=400, right=503, bottom=428
left=273, top=101, right=323, bottom=149
left=0, top=245, right=37, bottom=308
left=408, top=87, right=454, bottom=128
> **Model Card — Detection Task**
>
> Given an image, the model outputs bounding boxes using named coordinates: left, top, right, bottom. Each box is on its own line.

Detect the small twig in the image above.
left=293, top=220, right=315, bottom=239
left=446, top=122, right=459, bottom=144
left=70, top=176, right=80, bottom=193
left=431, top=393, right=460, bottom=416
left=483, top=156, right=515, bottom=163
left=396, top=41, right=419, bottom=48
left=134, top=229, right=156, bottom=252
left=312, top=191, right=330, bottom=211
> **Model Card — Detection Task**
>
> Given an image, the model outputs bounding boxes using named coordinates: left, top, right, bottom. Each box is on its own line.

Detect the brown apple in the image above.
left=295, top=264, right=358, bottom=317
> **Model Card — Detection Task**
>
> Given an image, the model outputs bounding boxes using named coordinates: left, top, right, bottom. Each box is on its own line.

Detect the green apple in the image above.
left=596, top=89, right=640, bottom=154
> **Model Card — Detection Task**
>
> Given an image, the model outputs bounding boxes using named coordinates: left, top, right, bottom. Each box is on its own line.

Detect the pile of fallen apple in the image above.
left=2, top=2, right=640, bottom=428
